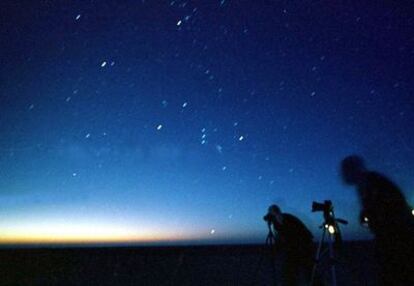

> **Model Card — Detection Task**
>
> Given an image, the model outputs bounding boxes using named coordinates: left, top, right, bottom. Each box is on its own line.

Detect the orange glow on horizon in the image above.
left=0, top=220, right=205, bottom=245
left=0, top=236, right=188, bottom=245
left=0, top=231, right=201, bottom=245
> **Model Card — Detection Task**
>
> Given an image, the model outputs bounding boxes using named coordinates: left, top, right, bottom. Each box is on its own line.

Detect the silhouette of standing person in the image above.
left=341, top=155, right=414, bottom=286
left=265, top=205, right=314, bottom=286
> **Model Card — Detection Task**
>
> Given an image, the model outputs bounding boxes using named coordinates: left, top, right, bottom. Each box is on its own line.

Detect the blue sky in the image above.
left=0, top=1, right=413, bottom=244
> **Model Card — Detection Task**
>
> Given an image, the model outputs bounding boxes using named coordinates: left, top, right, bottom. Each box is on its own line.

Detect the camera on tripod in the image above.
left=312, top=200, right=333, bottom=214
left=263, top=204, right=280, bottom=226
left=263, top=213, right=275, bottom=224
left=311, top=200, right=347, bottom=244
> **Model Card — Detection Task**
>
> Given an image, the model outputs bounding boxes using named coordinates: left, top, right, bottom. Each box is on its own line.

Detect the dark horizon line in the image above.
left=0, top=238, right=373, bottom=250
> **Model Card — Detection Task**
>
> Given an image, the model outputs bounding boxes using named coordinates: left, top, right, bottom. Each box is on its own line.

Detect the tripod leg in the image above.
left=253, top=233, right=275, bottom=285
left=327, top=233, right=337, bottom=286
left=310, top=228, right=326, bottom=286
left=266, top=233, right=279, bottom=285
left=270, top=248, right=279, bottom=286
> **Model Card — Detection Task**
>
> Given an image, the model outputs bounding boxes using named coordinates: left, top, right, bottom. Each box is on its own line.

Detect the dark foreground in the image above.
left=0, top=241, right=378, bottom=286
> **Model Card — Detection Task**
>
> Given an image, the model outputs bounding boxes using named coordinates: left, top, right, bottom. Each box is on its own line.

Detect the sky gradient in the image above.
left=1, top=1, right=414, bottom=244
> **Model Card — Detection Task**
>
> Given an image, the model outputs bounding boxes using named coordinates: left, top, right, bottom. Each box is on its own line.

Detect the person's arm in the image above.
left=359, top=209, right=369, bottom=226
left=360, top=182, right=379, bottom=225
left=361, top=174, right=395, bottom=229
left=270, top=223, right=283, bottom=252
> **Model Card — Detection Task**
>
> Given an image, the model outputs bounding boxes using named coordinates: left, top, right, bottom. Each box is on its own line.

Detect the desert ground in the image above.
left=0, top=241, right=378, bottom=285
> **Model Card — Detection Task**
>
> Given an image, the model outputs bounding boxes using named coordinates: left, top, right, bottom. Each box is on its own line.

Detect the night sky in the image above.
left=1, top=1, right=413, bottom=244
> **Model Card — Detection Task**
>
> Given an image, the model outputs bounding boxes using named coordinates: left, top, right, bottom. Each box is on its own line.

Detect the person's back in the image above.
left=358, top=171, right=413, bottom=237
left=341, top=155, right=414, bottom=285
left=276, top=213, right=313, bottom=252
left=266, top=205, right=315, bottom=285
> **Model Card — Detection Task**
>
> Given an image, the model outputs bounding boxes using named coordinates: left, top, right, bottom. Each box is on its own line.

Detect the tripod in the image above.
left=310, top=222, right=337, bottom=286
left=265, top=223, right=277, bottom=247
left=310, top=201, right=348, bottom=286
left=253, top=223, right=278, bottom=285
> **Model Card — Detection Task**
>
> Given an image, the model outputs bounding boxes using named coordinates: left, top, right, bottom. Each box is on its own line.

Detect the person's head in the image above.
left=268, top=204, right=281, bottom=215
left=341, top=155, right=366, bottom=185
left=268, top=204, right=283, bottom=228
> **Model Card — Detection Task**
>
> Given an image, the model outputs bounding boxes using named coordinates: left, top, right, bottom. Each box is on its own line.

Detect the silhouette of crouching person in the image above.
left=265, top=205, right=315, bottom=286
